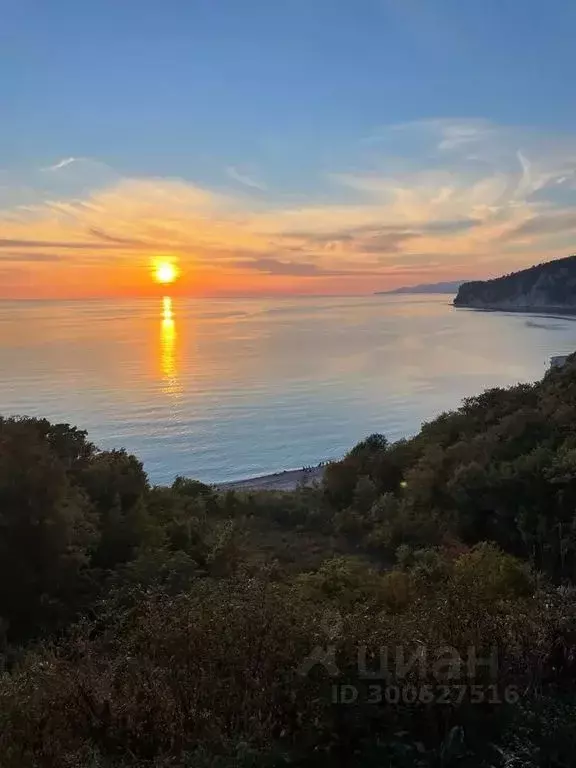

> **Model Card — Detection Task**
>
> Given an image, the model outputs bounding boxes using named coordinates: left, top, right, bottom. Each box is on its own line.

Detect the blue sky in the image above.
left=2, top=0, right=576, bottom=296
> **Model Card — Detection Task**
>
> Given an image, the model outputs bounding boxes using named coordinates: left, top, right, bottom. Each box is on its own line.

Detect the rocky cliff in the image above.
left=454, top=254, right=576, bottom=312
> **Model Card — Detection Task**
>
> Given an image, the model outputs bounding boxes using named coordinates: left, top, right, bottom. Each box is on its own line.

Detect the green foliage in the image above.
left=81, top=449, right=151, bottom=568
left=452, top=542, right=534, bottom=600
left=455, top=253, right=576, bottom=310
left=323, top=433, right=404, bottom=508
left=171, top=476, right=215, bottom=499
left=8, top=360, right=576, bottom=763
left=0, top=417, right=97, bottom=641
left=297, top=555, right=387, bottom=608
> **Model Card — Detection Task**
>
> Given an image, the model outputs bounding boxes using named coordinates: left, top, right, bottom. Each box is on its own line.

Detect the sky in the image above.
left=2, top=0, right=576, bottom=298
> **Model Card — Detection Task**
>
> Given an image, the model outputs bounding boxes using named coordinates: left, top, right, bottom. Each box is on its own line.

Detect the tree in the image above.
left=79, top=449, right=150, bottom=568
left=0, top=418, right=97, bottom=641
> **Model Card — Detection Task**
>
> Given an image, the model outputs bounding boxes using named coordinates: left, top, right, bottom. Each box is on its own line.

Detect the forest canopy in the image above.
left=3, top=357, right=576, bottom=766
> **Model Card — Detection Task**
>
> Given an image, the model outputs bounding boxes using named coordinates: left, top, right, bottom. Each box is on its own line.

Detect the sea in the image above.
left=0, top=294, right=574, bottom=485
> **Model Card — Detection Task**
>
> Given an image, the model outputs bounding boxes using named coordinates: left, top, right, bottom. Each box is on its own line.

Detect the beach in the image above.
left=217, top=464, right=325, bottom=491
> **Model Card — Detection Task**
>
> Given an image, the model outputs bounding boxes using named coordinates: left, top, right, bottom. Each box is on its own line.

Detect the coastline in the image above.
left=454, top=303, right=576, bottom=316
left=216, top=464, right=325, bottom=491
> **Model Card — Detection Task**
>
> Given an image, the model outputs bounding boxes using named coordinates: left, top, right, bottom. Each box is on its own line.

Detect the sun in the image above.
left=153, top=260, right=179, bottom=285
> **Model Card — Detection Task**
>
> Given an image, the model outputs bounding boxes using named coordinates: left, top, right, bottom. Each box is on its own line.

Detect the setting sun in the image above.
left=153, top=260, right=179, bottom=285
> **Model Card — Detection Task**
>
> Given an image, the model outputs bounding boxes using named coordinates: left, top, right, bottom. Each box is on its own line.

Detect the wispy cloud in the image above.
left=236, top=257, right=388, bottom=277
left=42, top=157, right=78, bottom=172
left=0, top=252, right=63, bottom=262
left=226, top=166, right=267, bottom=191
left=2, top=118, right=576, bottom=296
left=237, top=258, right=338, bottom=276
left=0, top=237, right=127, bottom=250
left=505, top=211, right=576, bottom=238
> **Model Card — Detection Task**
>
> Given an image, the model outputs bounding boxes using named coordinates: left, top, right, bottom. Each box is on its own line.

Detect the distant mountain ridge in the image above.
left=454, top=254, right=576, bottom=312
left=376, top=280, right=464, bottom=295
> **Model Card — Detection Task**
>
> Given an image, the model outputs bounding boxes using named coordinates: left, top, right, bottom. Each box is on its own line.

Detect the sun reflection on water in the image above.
left=160, top=296, right=180, bottom=395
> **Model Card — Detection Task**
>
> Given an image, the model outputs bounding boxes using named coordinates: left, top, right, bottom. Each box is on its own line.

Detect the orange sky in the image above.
left=2, top=120, right=575, bottom=299
left=6, top=262, right=460, bottom=300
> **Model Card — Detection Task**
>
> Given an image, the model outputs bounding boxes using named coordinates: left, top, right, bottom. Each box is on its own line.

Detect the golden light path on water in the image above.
left=0, top=294, right=569, bottom=485
left=160, top=296, right=181, bottom=396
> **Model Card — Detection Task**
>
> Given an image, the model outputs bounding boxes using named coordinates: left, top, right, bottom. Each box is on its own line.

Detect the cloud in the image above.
left=87, top=227, right=150, bottom=247
left=226, top=166, right=267, bottom=191
left=237, top=258, right=338, bottom=276
left=505, top=211, right=576, bottom=238
left=0, top=237, right=124, bottom=250
left=278, top=225, right=416, bottom=254
left=0, top=252, right=63, bottom=262
left=0, top=158, right=120, bottom=210
left=236, top=257, right=428, bottom=277
left=436, top=119, right=495, bottom=151
left=422, top=218, right=479, bottom=234
left=1, top=119, right=576, bottom=297
left=43, top=157, right=78, bottom=172
left=363, top=118, right=494, bottom=152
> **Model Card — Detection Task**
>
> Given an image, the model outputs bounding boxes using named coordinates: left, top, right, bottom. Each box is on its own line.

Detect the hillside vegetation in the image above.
left=376, top=280, right=463, bottom=295
left=454, top=254, right=576, bottom=311
left=4, top=359, right=576, bottom=765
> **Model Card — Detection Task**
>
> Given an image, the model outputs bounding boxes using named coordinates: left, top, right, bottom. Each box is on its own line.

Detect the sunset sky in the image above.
left=2, top=0, right=576, bottom=298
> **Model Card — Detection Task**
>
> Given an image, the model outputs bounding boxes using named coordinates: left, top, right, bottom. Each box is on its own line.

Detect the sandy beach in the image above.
left=217, top=464, right=325, bottom=491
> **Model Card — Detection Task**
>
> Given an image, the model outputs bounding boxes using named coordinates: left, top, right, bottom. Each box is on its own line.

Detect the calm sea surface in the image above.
left=0, top=294, right=574, bottom=484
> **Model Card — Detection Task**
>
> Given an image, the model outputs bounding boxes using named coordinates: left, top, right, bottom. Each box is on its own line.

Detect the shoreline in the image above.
left=216, top=464, right=325, bottom=492
left=453, top=303, right=576, bottom=317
